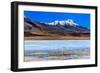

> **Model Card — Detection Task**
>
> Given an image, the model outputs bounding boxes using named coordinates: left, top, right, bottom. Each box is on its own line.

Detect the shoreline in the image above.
left=24, top=36, right=90, bottom=40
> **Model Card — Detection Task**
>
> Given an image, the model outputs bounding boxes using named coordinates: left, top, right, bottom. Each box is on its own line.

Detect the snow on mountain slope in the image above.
left=47, top=19, right=79, bottom=26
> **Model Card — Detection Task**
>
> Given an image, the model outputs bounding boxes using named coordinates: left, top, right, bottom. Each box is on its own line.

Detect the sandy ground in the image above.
left=24, top=36, right=90, bottom=40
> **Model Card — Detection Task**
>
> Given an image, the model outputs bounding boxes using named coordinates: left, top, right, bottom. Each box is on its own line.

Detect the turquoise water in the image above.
left=24, top=40, right=90, bottom=51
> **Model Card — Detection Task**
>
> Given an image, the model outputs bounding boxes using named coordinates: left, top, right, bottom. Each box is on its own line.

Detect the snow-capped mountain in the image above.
left=24, top=16, right=90, bottom=37
left=47, top=19, right=79, bottom=26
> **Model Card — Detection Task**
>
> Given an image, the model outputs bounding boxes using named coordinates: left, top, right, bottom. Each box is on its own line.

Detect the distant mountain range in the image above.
left=24, top=16, right=90, bottom=38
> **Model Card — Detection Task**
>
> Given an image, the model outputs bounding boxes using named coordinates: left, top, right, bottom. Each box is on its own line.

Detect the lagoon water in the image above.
left=24, top=40, right=90, bottom=51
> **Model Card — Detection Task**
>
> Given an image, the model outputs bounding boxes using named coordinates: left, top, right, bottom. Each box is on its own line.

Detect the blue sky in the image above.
left=24, top=11, right=90, bottom=29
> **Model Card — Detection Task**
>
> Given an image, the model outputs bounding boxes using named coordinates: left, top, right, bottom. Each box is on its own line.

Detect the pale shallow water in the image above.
left=24, top=40, right=90, bottom=61
left=24, top=40, right=90, bottom=51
